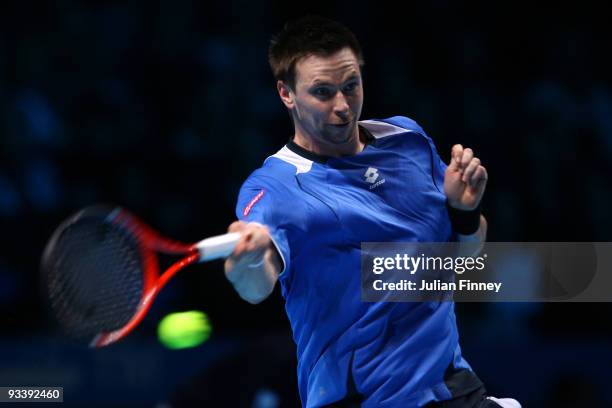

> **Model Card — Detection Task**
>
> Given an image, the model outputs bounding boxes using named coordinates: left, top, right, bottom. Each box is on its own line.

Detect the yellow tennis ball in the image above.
left=157, top=311, right=212, bottom=349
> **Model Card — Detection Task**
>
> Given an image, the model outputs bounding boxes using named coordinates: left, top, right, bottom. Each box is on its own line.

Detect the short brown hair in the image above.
left=268, top=16, right=364, bottom=90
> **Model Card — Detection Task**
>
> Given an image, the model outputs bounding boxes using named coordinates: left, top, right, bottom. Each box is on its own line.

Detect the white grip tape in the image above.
left=195, top=232, right=241, bottom=262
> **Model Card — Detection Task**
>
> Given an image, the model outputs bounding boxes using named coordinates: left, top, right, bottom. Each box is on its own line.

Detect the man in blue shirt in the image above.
left=224, top=16, right=519, bottom=408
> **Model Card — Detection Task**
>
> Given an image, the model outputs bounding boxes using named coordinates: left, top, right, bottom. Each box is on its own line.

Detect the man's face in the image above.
left=283, top=47, right=364, bottom=147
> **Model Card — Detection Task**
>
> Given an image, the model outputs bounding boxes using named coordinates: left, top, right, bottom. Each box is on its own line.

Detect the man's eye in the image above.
left=343, top=83, right=358, bottom=93
left=314, top=88, right=332, bottom=97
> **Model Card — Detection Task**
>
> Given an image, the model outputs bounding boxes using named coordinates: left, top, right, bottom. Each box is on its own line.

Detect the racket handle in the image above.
left=195, top=232, right=241, bottom=262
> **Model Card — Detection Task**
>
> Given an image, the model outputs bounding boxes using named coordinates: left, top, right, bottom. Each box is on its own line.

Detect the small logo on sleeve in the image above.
left=243, top=189, right=265, bottom=217
left=364, top=167, right=386, bottom=189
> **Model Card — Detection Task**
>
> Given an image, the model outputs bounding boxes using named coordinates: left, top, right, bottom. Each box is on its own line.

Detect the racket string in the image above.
left=44, top=209, right=146, bottom=341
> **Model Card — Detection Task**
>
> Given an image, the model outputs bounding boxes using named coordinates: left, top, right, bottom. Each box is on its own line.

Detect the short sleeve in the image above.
left=235, top=175, right=291, bottom=274
left=382, top=115, right=447, bottom=193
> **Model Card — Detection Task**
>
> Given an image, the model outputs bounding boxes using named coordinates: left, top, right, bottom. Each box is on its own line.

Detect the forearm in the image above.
left=225, top=246, right=281, bottom=304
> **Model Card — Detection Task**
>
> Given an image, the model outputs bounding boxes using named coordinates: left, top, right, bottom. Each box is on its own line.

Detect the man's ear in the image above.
left=277, top=81, right=295, bottom=109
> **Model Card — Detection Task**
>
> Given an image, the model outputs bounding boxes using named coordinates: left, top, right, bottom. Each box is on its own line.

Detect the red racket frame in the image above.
left=90, top=208, right=202, bottom=348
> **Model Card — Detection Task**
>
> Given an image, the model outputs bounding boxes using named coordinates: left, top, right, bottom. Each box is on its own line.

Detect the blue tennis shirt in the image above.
left=235, top=116, right=478, bottom=407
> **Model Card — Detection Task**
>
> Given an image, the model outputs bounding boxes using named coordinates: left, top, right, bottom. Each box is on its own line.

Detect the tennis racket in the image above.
left=41, top=205, right=240, bottom=348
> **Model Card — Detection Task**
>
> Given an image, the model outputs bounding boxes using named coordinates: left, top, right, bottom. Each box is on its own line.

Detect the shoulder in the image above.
left=360, top=116, right=442, bottom=158
left=237, top=144, right=315, bottom=212
left=241, top=145, right=314, bottom=190
left=360, top=115, right=429, bottom=140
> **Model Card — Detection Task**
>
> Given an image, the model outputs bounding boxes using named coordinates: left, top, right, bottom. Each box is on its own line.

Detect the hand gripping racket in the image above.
left=41, top=205, right=240, bottom=348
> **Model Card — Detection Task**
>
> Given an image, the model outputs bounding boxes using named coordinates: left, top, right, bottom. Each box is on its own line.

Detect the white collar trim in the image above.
left=359, top=119, right=408, bottom=139
left=267, top=145, right=313, bottom=174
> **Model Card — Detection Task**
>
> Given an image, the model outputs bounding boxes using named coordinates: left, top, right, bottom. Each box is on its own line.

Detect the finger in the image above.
left=245, top=233, right=260, bottom=252
left=231, top=229, right=256, bottom=256
left=231, top=237, right=247, bottom=258
left=246, top=223, right=270, bottom=243
left=236, top=224, right=269, bottom=253
left=472, top=165, right=488, bottom=187
left=462, top=158, right=481, bottom=184
left=460, top=148, right=473, bottom=170
left=448, top=144, right=464, bottom=170
left=228, top=221, right=246, bottom=233
left=469, top=165, right=486, bottom=187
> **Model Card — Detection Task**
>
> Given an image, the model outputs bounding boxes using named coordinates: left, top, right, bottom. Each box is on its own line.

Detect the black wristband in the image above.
left=446, top=200, right=482, bottom=235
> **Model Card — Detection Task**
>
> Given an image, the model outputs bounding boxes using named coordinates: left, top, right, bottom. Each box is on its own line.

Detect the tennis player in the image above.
left=224, top=16, right=520, bottom=408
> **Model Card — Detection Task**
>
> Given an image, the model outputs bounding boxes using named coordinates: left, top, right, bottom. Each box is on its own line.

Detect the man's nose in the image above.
left=333, top=91, right=350, bottom=118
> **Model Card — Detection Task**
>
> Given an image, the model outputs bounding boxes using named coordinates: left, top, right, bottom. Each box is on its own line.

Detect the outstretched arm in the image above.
left=223, top=221, right=283, bottom=304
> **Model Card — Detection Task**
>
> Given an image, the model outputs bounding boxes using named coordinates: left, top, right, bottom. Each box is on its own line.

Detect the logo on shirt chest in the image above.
left=364, top=167, right=386, bottom=189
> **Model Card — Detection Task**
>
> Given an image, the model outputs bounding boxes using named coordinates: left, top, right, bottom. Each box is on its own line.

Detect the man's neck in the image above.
left=292, top=126, right=366, bottom=158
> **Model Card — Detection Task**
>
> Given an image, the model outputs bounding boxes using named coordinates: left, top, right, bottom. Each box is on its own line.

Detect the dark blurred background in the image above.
left=1, top=1, right=611, bottom=406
